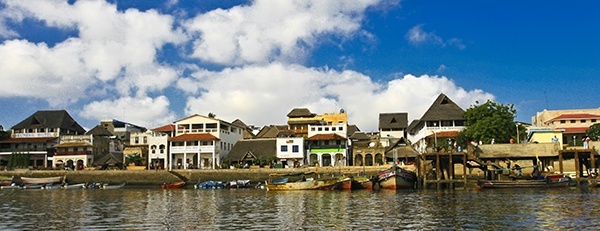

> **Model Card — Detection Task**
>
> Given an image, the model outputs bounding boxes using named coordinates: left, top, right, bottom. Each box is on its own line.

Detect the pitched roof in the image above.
left=419, top=94, right=465, bottom=121
left=231, top=119, right=256, bottom=139
left=549, top=113, right=600, bottom=121
left=169, top=133, right=220, bottom=141
left=379, top=113, right=408, bottom=130
left=151, top=124, right=175, bottom=132
left=407, top=120, right=420, bottom=134
left=562, top=127, right=588, bottom=134
left=385, top=137, right=419, bottom=158
left=306, top=133, right=346, bottom=141
left=349, top=131, right=370, bottom=141
left=12, top=110, right=85, bottom=134
left=86, top=125, right=113, bottom=136
left=227, top=139, right=276, bottom=161
left=94, top=152, right=123, bottom=165
left=347, top=124, right=360, bottom=137
left=255, top=125, right=294, bottom=138
left=287, top=108, right=315, bottom=118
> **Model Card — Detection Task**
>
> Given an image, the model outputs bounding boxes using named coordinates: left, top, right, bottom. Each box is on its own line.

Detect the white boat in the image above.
left=62, top=183, right=86, bottom=189
left=101, top=183, right=126, bottom=189
left=21, top=176, right=64, bottom=184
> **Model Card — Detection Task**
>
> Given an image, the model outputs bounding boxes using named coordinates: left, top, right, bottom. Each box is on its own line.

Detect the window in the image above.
left=593, top=119, right=597, bottom=123
left=281, top=145, right=288, bottom=152
left=339, top=127, right=343, bottom=131
left=332, top=127, right=336, bottom=131
left=135, top=137, right=139, bottom=144
left=292, top=145, right=299, bottom=153
left=560, top=120, right=566, bottom=124
left=442, top=120, right=453, bottom=127
left=325, top=127, right=329, bottom=131
left=455, top=120, right=465, bottom=126
left=311, top=127, right=315, bottom=131
left=318, top=127, right=322, bottom=131
left=581, top=120, right=586, bottom=123
left=570, top=120, right=576, bottom=123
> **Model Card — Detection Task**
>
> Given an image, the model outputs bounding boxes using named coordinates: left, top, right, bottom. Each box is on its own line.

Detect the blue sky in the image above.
left=0, top=0, right=598, bottom=131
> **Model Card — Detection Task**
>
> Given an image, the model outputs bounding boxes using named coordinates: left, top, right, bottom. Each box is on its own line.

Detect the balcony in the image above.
left=171, top=146, right=215, bottom=153
left=55, top=151, right=92, bottom=156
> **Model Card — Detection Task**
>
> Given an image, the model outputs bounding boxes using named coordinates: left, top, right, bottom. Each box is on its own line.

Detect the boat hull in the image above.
left=21, top=176, right=64, bottom=184
left=477, top=177, right=571, bottom=189
left=377, top=167, right=417, bottom=190
left=162, top=181, right=185, bottom=189
left=266, top=178, right=339, bottom=191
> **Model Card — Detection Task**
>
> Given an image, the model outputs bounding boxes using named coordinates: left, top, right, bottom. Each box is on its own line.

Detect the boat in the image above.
left=62, top=183, right=86, bottom=189
left=334, top=177, right=352, bottom=190
left=0, top=176, right=13, bottom=186
left=195, top=181, right=223, bottom=189
left=476, top=177, right=571, bottom=189
left=265, top=171, right=340, bottom=191
left=21, top=176, right=64, bottom=185
left=0, top=184, right=20, bottom=189
left=376, top=165, right=418, bottom=190
left=350, top=176, right=375, bottom=190
left=162, top=181, right=185, bottom=189
left=101, top=183, right=126, bottom=189
left=227, top=180, right=251, bottom=189
left=22, top=184, right=46, bottom=189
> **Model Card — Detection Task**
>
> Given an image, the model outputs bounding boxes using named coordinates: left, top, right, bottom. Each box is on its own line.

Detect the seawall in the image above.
left=0, top=166, right=386, bottom=186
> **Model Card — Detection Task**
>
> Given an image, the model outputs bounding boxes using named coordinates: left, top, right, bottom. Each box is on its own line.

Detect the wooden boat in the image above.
left=101, top=183, right=126, bottom=189
left=162, top=181, right=185, bottom=189
left=62, top=183, right=86, bottom=189
left=0, top=176, right=13, bottom=186
left=350, top=176, right=374, bottom=190
left=334, top=177, right=352, bottom=190
left=266, top=171, right=340, bottom=191
left=377, top=165, right=418, bottom=190
left=21, top=176, right=64, bottom=185
left=476, top=177, right=571, bottom=189
left=22, top=184, right=46, bottom=189
left=0, top=184, right=20, bottom=189
left=195, top=181, right=225, bottom=189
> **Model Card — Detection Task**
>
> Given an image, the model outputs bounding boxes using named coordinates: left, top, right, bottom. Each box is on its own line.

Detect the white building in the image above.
left=168, top=114, right=244, bottom=170
left=276, top=137, right=304, bottom=168
left=306, top=123, right=348, bottom=167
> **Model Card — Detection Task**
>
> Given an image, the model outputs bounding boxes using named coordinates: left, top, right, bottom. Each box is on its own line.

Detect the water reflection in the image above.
left=1, top=187, right=600, bottom=230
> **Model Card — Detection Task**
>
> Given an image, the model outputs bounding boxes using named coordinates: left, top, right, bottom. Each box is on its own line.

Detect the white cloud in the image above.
left=0, top=0, right=184, bottom=105
left=184, top=0, right=381, bottom=65
left=80, top=96, right=176, bottom=128
left=406, top=24, right=465, bottom=49
left=180, top=63, right=493, bottom=131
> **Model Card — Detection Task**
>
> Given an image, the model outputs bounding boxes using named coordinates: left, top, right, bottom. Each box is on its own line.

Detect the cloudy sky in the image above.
left=0, top=0, right=598, bottom=131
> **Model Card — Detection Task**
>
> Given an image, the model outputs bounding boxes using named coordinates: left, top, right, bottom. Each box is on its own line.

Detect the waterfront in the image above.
left=1, top=186, right=599, bottom=230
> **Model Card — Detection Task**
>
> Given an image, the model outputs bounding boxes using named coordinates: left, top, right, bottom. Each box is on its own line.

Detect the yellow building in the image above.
left=286, top=108, right=347, bottom=138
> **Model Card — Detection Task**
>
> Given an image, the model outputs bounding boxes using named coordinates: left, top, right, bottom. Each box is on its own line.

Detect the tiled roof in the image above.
left=151, top=124, right=175, bottom=132
left=169, top=133, right=220, bottom=141
left=562, top=127, right=588, bottom=134
left=307, top=133, right=346, bottom=141
left=550, top=114, right=600, bottom=121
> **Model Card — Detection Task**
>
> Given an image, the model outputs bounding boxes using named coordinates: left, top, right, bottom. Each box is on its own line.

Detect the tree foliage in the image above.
left=587, top=123, right=600, bottom=141
left=461, top=100, right=519, bottom=144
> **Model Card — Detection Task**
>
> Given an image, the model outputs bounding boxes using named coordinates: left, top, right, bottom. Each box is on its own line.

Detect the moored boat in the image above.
left=377, top=165, right=418, bottom=190
left=162, top=181, right=185, bottom=189
left=21, top=176, right=64, bottom=185
left=62, top=183, right=86, bottom=189
left=266, top=171, right=340, bottom=191
left=476, top=177, right=571, bottom=189
left=350, top=176, right=375, bottom=190
left=334, top=177, right=352, bottom=190
left=1, top=176, right=14, bottom=186
left=101, top=183, right=126, bottom=189
left=227, top=180, right=251, bottom=189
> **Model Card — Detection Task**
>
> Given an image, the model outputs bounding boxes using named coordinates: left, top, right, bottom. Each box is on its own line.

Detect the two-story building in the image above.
left=407, top=94, right=466, bottom=153
left=287, top=108, right=348, bottom=138
left=0, top=110, right=86, bottom=168
left=532, top=109, right=600, bottom=146
left=148, top=124, right=174, bottom=170
left=168, top=114, right=244, bottom=170
left=306, top=123, right=348, bottom=167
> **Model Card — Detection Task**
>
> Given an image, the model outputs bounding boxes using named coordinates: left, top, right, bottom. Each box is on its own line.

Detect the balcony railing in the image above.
left=55, top=151, right=92, bottom=156
left=171, top=146, right=215, bottom=153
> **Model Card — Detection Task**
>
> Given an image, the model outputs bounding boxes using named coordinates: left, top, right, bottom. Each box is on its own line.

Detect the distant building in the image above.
left=148, top=124, right=174, bottom=170
left=0, top=110, right=85, bottom=168
left=286, top=108, right=348, bottom=138
left=379, top=112, right=408, bottom=147
left=531, top=108, right=600, bottom=146
left=407, top=94, right=466, bottom=153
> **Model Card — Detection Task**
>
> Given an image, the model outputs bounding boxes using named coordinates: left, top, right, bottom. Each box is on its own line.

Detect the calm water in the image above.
left=0, top=186, right=598, bottom=230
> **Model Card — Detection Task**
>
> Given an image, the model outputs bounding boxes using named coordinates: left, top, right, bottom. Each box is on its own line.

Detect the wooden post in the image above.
left=420, top=153, right=427, bottom=189
left=463, top=152, right=467, bottom=189
left=591, top=149, right=596, bottom=172
left=575, top=151, right=580, bottom=187
left=436, top=152, right=441, bottom=190
left=558, top=150, right=564, bottom=174
left=449, top=152, right=454, bottom=189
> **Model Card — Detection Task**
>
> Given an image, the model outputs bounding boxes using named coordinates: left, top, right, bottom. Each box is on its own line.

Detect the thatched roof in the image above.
left=287, top=108, right=316, bottom=118
left=419, top=93, right=465, bottom=121
left=12, top=110, right=85, bottom=134
left=227, top=139, right=276, bottom=161
left=379, top=113, right=408, bottom=130
left=86, top=125, right=113, bottom=136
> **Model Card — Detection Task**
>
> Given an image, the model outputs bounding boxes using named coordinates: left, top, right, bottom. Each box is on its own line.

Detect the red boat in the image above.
left=377, top=165, right=418, bottom=190
left=334, top=177, right=352, bottom=190
left=162, top=181, right=185, bottom=189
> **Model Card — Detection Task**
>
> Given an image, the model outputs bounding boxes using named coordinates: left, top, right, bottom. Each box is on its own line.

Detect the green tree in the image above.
left=461, top=100, right=518, bottom=144
left=125, top=153, right=143, bottom=166
left=208, top=112, right=216, bottom=118
left=587, top=123, right=600, bottom=141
